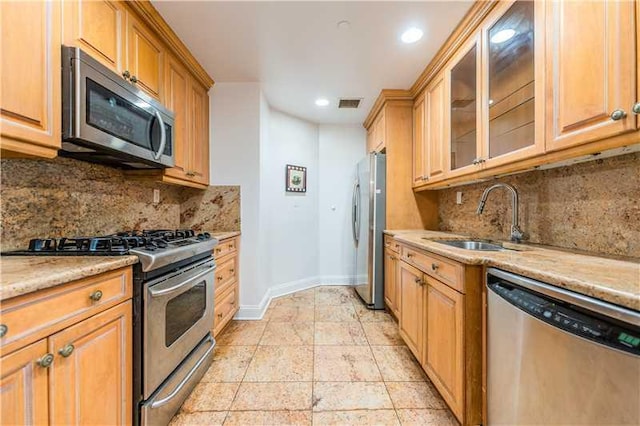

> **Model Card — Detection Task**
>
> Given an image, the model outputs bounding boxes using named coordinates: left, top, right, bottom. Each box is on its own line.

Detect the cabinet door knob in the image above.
left=37, top=353, right=54, bottom=368
left=431, top=263, right=439, bottom=271
left=130, top=75, right=138, bottom=84
left=59, top=344, right=75, bottom=358
left=122, top=70, right=130, bottom=79
left=414, top=277, right=421, bottom=284
left=0, top=324, right=7, bottom=338
left=230, top=269, right=235, bottom=273
left=217, top=313, right=223, bottom=318
left=610, top=109, right=627, bottom=121
left=390, top=256, right=396, bottom=260
left=89, top=290, right=103, bottom=302
left=632, top=102, right=640, bottom=115
left=472, top=158, right=480, bottom=165
left=407, top=253, right=413, bottom=258
left=217, top=276, right=223, bottom=281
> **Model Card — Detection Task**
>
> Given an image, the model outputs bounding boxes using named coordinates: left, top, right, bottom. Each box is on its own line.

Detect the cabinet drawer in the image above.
left=214, top=237, right=237, bottom=260
left=214, top=255, right=237, bottom=297
left=384, top=235, right=401, bottom=253
left=0, top=267, right=132, bottom=355
left=213, top=287, right=237, bottom=336
left=400, top=246, right=464, bottom=293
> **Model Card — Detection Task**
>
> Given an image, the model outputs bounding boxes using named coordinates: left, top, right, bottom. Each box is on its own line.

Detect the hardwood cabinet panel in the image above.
left=398, top=261, right=425, bottom=363
left=49, top=301, right=132, bottom=426
left=366, top=127, right=375, bottom=154
left=0, top=0, right=60, bottom=158
left=426, top=74, right=446, bottom=180
left=190, top=81, right=210, bottom=185
left=0, top=340, right=49, bottom=426
left=213, top=287, right=237, bottom=337
left=424, top=276, right=464, bottom=422
left=384, top=248, right=399, bottom=316
left=375, top=111, right=386, bottom=152
left=164, top=54, right=191, bottom=180
left=545, top=0, right=637, bottom=151
left=62, top=0, right=125, bottom=73
left=126, top=11, right=164, bottom=100
left=412, top=96, right=426, bottom=185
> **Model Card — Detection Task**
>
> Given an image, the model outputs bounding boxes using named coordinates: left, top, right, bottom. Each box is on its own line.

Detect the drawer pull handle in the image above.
left=414, top=277, right=421, bottom=284
left=130, top=75, right=138, bottom=84
left=431, top=263, right=439, bottom=271
left=230, top=269, right=235, bottom=273
left=217, top=313, right=223, bottom=318
left=217, top=276, right=223, bottom=281
left=89, top=290, right=103, bottom=302
left=632, top=102, right=640, bottom=115
left=407, top=253, right=414, bottom=258
left=122, top=70, right=130, bottom=80
left=37, top=353, right=54, bottom=368
left=230, top=301, right=235, bottom=306
left=229, top=245, right=234, bottom=249
left=215, top=248, right=222, bottom=253
left=59, top=344, right=75, bottom=358
left=610, top=109, right=627, bottom=121
left=0, top=324, right=7, bottom=338
left=390, top=256, right=396, bottom=260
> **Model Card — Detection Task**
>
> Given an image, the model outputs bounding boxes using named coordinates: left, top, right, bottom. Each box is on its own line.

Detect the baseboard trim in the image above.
left=234, top=275, right=357, bottom=320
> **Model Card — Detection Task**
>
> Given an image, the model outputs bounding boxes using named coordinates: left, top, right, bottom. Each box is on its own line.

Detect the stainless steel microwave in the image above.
left=61, top=46, right=174, bottom=169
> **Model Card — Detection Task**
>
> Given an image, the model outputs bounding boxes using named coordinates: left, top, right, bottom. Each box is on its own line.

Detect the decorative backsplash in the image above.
left=0, top=157, right=240, bottom=251
left=437, top=152, right=640, bottom=258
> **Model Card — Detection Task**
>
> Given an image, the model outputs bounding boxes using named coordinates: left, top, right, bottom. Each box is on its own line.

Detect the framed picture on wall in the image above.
left=286, top=165, right=307, bottom=193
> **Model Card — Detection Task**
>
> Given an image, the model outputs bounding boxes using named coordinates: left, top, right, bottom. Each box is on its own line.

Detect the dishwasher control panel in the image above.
left=488, top=279, right=640, bottom=356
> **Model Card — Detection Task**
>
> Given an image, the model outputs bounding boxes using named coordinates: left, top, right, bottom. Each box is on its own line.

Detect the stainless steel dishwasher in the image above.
left=486, top=268, right=640, bottom=425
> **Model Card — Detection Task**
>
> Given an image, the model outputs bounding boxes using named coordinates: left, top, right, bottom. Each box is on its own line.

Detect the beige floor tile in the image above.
left=260, top=321, right=314, bottom=345
left=385, top=382, right=447, bottom=409
left=216, top=321, right=267, bottom=345
left=181, top=382, right=240, bottom=412
left=314, top=322, right=367, bottom=345
left=268, top=305, right=315, bottom=322
left=244, top=346, right=314, bottom=381
left=395, top=409, right=459, bottom=425
left=314, top=346, right=381, bottom=381
left=231, top=382, right=312, bottom=411
left=201, top=346, right=256, bottom=382
left=353, top=303, right=395, bottom=322
left=169, top=411, right=228, bottom=426
left=312, top=382, right=393, bottom=411
left=361, top=321, right=405, bottom=346
left=312, top=409, right=400, bottom=426
left=272, top=291, right=315, bottom=308
left=315, top=286, right=357, bottom=305
left=224, top=410, right=312, bottom=426
left=371, top=346, right=427, bottom=382
left=315, top=304, right=358, bottom=322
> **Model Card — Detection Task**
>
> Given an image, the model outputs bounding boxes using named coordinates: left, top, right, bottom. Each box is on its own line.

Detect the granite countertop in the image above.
left=210, top=231, right=241, bottom=241
left=385, top=230, right=640, bottom=311
left=0, top=255, right=139, bottom=302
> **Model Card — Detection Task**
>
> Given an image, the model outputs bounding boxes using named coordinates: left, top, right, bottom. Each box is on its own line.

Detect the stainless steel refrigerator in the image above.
left=352, top=153, right=386, bottom=309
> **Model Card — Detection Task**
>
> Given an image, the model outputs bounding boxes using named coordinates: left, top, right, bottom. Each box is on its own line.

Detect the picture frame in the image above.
left=285, top=164, right=307, bottom=193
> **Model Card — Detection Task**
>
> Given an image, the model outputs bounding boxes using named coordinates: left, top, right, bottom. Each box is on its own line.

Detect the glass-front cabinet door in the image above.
left=447, top=34, right=482, bottom=175
left=481, top=0, right=544, bottom=167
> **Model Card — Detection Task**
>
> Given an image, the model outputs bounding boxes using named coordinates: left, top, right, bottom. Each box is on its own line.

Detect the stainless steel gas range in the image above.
left=4, top=229, right=218, bottom=426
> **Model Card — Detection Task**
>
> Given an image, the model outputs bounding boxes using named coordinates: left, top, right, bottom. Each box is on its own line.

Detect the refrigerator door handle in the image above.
left=355, top=182, right=361, bottom=242
left=351, top=181, right=358, bottom=243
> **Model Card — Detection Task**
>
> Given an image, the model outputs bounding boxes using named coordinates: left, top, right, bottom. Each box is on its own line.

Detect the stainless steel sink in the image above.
left=434, top=239, right=506, bottom=251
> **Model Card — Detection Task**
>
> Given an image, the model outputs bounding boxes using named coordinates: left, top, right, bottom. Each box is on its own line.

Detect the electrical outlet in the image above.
left=456, top=191, right=463, bottom=205
left=153, top=189, right=160, bottom=204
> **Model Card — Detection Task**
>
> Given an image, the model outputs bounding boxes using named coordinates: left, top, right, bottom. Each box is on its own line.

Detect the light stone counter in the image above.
left=210, top=231, right=241, bottom=241
left=385, top=230, right=640, bottom=311
left=0, top=255, right=139, bottom=301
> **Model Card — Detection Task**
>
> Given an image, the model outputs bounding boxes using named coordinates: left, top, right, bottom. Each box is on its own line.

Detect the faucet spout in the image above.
left=475, top=183, right=523, bottom=243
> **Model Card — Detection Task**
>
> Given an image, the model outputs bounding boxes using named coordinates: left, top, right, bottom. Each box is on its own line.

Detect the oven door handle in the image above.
left=148, top=263, right=215, bottom=298
left=152, top=107, right=167, bottom=160
left=149, top=335, right=215, bottom=409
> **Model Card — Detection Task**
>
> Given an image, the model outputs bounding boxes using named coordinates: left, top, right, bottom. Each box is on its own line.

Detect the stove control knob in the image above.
left=203, top=232, right=211, bottom=239
left=197, top=233, right=206, bottom=240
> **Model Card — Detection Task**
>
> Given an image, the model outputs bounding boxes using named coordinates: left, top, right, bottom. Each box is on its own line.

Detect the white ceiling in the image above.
left=152, top=1, right=473, bottom=125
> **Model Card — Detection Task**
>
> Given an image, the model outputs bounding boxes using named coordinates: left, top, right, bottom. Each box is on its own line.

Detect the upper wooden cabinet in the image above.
left=425, top=74, right=446, bottom=182
left=0, top=0, right=61, bottom=159
left=412, top=94, right=426, bottom=185
left=164, top=54, right=191, bottom=181
left=545, top=0, right=637, bottom=151
left=126, top=10, right=165, bottom=100
left=62, top=0, right=126, bottom=74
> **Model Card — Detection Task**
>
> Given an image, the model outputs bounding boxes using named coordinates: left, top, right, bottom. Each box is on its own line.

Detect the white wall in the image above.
left=264, top=110, right=319, bottom=289
left=210, top=85, right=366, bottom=318
left=210, top=83, right=267, bottom=307
left=318, top=125, right=366, bottom=281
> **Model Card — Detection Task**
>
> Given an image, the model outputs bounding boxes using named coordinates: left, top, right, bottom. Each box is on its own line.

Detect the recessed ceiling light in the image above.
left=315, top=98, right=330, bottom=107
left=401, top=27, right=423, bottom=44
left=491, top=28, right=516, bottom=44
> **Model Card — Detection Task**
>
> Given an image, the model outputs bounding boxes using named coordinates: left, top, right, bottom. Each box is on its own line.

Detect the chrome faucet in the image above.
left=476, top=183, right=524, bottom=243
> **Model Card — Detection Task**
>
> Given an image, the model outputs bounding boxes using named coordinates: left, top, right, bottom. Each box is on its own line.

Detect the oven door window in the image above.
left=85, top=78, right=172, bottom=155
left=164, top=279, right=207, bottom=347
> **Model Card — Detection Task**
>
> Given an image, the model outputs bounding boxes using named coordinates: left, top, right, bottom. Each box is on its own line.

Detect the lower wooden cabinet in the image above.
left=398, top=261, right=425, bottom=363
left=212, top=235, right=240, bottom=336
left=0, top=267, right=133, bottom=426
left=383, top=248, right=400, bottom=317
left=424, top=275, right=465, bottom=420
left=0, top=340, right=49, bottom=426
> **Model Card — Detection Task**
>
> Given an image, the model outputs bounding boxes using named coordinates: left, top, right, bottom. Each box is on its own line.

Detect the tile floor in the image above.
left=170, top=286, right=459, bottom=426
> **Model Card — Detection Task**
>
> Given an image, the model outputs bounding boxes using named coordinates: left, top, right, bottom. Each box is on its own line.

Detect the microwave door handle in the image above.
left=152, top=108, right=166, bottom=160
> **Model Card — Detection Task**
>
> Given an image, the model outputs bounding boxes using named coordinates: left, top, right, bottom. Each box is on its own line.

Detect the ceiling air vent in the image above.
left=338, top=98, right=362, bottom=109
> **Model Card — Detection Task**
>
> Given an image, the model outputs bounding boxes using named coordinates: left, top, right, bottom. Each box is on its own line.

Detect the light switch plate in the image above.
left=153, top=189, right=160, bottom=204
